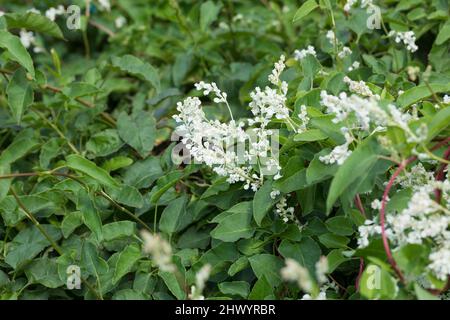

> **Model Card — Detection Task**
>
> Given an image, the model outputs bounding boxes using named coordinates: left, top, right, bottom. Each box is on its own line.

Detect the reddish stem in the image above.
left=355, top=258, right=365, bottom=291
left=379, top=137, right=450, bottom=285
left=434, top=146, right=450, bottom=203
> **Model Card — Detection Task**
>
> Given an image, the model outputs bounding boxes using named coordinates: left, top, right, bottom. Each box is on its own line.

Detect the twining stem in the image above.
left=379, top=137, right=450, bottom=286
left=32, top=108, right=80, bottom=154
left=99, top=190, right=152, bottom=232
left=10, top=187, right=103, bottom=300
left=434, top=146, right=450, bottom=202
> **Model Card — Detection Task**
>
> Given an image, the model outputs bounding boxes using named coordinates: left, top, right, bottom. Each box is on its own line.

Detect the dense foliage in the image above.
left=0, top=0, right=449, bottom=300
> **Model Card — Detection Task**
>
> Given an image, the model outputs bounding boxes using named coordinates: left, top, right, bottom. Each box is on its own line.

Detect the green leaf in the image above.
left=81, top=241, right=109, bottom=277
left=228, top=256, right=249, bottom=277
left=5, top=12, right=64, bottom=39
left=211, top=201, right=255, bottom=242
left=77, top=189, right=103, bottom=241
left=113, top=244, right=141, bottom=284
left=159, top=270, right=186, bottom=299
left=218, top=281, right=250, bottom=298
left=172, top=52, right=193, bottom=86
left=101, top=156, right=133, bottom=172
left=62, top=82, right=100, bottom=99
left=25, top=257, right=64, bottom=288
left=0, top=137, right=39, bottom=166
left=248, top=254, right=283, bottom=288
left=200, top=1, right=221, bottom=31
left=159, top=195, right=189, bottom=234
left=278, top=238, right=321, bottom=274
left=123, top=157, right=163, bottom=189
left=427, top=106, right=450, bottom=142
left=103, top=221, right=136, bottom=241
left=61, top=211, right=83, bottom=238
left=117, top=111, right=156, bottom=157
left=435, top=19, right=450, bottom=45
left=294, top=129, right=328, bottom=142
left=253, top=180, right=275, bottom=226
left=0, top=30, right=35, bottom=77
left=325, top=216, right=354, bottom=236
left=248, top=276, right=273, bottom=300
left=0, top=164, right=11, bottom=202
left=293, top=0, right=318, bottom=22
left=306, top=149, right=338, bottom=184
left=326, top=249, right=349, bottom=273
left=150, top=171, right=184, bottom=204
left=85, top=129, right=123, bottom=158
left=6, top=68, right=33, bottom=124
left=273, top=169, right=308, bottom=193
left=66, top=154, right=119, bottom=187
left=414, top=283, right=439, bottom=300
left=318, top=233, right=350, bottom=248
left=326, top=137, right=380, bottom=213
left=112, top=289, right=149, bottom=300
left=397, top=83, right=450, bottom=108
left=107, top=184, right=144, bottom=208
left=5, top=225, right=61, bottom=269
left=111, top=54, right=160, bottom=92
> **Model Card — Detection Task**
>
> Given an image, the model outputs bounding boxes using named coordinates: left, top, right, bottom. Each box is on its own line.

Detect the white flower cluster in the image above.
left=320, top=89, right=424, bottom=148
left=344, top=0, right=375, bottom=12
left=282, top=257, right=333, bottom=300
left=357, top=219, right=383, bottom=248
left=174, top=56, right=290, bottom=191
left=140, top=230, right=175, bottom=272
left=348, top=61, right=360, bottom=72
left=319, top=131, right=353, bottom=165
left=394, top=163, right=434, bottom=190
left=389, top=31, right=418, bottom=53
left=338, top=46, right=352, bottom=59
left=343, top=76, right=380, bottom=99
left=189, top=264, right=211, bottom=300
left=19, top=29, right=43, bottom=53
left=359, top=173, right=450, bottom=281
left=326, top=30, right=336, bottom=45
left=294, top=46, right=317, bottom=61
left=298, top=105, right=310, bottom=133
left=45, top=5, right=65, bottom=21
left=281, top=258, right=313, bottom=292
left=275, top=195, right=297, bottom=223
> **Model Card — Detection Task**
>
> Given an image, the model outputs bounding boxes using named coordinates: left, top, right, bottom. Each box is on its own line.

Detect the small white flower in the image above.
left=294, top=46, right=316, bottom=61
left=348, top=61, right=360, bottom=71
left=270, top=189, right=280, bottom=199
left=98, top=0, right=111, bottom=11
left=443, top=95, right=450, bottom=104
left=281, top=259, right=313, bottom=292
left=115, top=16, right=127, bottom=29
left=390, top=30, right=418, bottom=53
left=140, top=230, right=175, bottom=272
left=315, top=256, right=329, bottom=284
left=19, top=29, right=35, bottom=48
left=338, top=46, right=352, bottom=59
